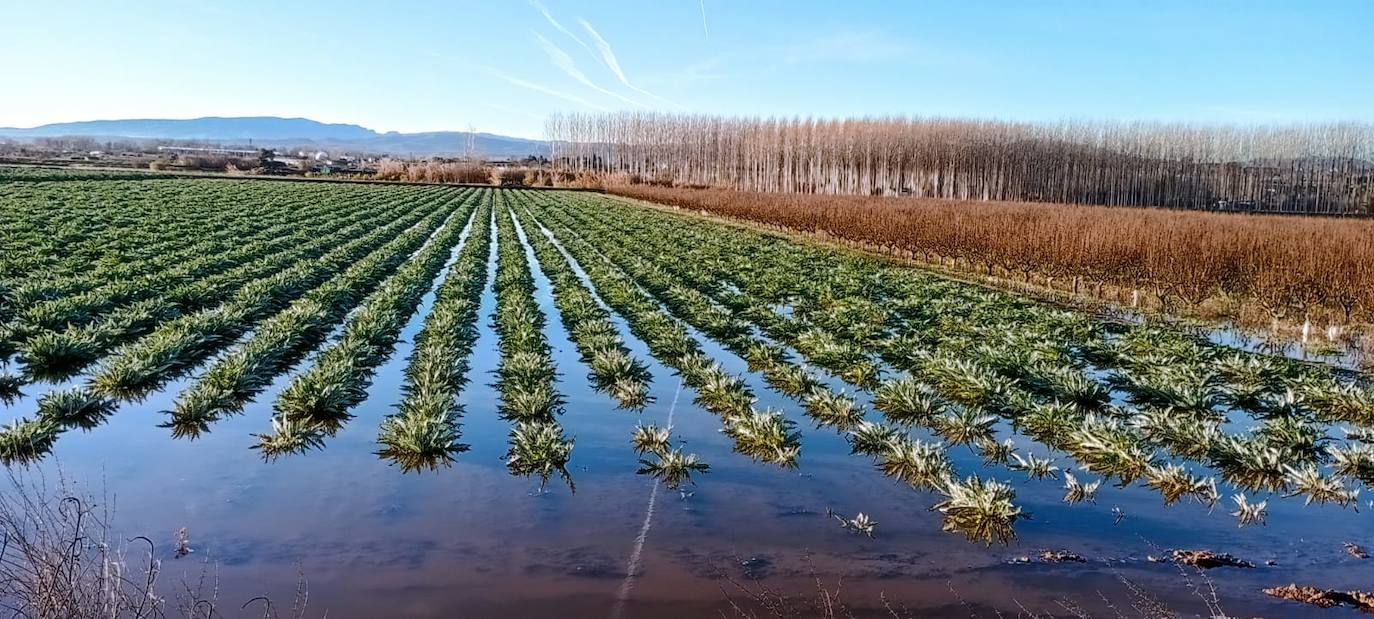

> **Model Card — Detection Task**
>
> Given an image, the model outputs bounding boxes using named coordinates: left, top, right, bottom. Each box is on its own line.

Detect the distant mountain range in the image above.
left=0, top=116, right=549, bottom=159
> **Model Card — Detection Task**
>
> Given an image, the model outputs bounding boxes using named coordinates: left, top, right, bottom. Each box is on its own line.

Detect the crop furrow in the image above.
left=377, top=194, right=495, bottom=471
left=253, top=191, right=476, bottom=458
left=507, top=191, right=652, bottom=411
left=168, top=189, right=480, bottom=438
left=487, top=192, right=575, bottom=490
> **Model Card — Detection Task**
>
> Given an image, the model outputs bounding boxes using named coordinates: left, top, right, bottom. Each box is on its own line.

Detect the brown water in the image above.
left=5, top=215, right=1371, bottom=619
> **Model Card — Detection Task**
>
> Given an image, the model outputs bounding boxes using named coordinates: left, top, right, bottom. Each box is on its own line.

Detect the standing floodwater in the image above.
left=1, top=176, right=1371, bottom=618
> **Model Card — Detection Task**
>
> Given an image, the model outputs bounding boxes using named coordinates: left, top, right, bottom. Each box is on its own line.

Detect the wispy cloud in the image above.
left=478, top=64, right=609, bottom=112
left=533, top=32, right=646, bottom=108
left=781, top=30, right=917, bottom=64
left=577, top=19, right=680, bottom=108
left=480, top=102, right=546, bottom=122
left=665, top=56, right=735, bottom=84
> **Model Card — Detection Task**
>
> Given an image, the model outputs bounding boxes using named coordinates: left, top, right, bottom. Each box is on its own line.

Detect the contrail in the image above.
left=530, top=0, right=597, bottom=57
left=699, top=0, right=709, bottom=40
left=579, top=19, right=630, bottom=86
left=533, top=32, right=647, bottom=109
left=531, top=1, right=680, bottom=109
left=578, top=19, right=682, bottom=108
left=478, top=65, right=610, bottom=112
left=610, top=378, right=683, bottom=619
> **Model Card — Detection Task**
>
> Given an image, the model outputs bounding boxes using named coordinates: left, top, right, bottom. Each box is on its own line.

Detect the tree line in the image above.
left=547, top=113, right=1374, bottom=214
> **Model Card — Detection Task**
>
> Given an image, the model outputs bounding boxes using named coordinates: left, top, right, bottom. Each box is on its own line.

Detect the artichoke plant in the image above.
left=637, top=448, right=709, bottom=490
left=932, top=475, right=1025, bottom=546
left=506, top=421, right=575, bottom=491
left=1062, top=471, right=1101, bottom=505
left=630, top=423, right=671, bottom=455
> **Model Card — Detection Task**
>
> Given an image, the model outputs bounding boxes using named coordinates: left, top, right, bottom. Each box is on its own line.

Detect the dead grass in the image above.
left=0, top=468, right=310, bottom=618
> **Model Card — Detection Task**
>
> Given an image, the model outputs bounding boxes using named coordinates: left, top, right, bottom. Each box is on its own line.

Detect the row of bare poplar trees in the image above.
left=547, top=113, right=1374, bottom=214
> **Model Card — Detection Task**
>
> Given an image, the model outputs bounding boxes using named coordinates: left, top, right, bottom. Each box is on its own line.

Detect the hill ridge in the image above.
left=0, top=116, right=547, bottom=158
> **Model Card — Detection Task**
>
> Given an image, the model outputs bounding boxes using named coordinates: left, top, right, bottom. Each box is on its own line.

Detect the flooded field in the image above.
left=2, top=175, right=1372, bottom=617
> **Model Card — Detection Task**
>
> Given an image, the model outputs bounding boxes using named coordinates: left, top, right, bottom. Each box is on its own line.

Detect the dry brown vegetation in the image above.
left=374, top=159, right=493, bottom=184
left=372, top=160, right=562, bottom=187
left=610, top=185, right=1374, bottom=335
left=0, top=470, right=311, bottom=618
left=174, top=154, right=259, bottom=172
left=550, top=113, right=1374, bottom=214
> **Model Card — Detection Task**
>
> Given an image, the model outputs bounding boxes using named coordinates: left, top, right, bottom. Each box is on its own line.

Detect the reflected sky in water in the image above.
left=3, top=210, right=1371, bottom=619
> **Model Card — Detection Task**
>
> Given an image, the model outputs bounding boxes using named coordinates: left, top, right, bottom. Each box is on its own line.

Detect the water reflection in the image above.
left=506, top=420, right=576, bottom=492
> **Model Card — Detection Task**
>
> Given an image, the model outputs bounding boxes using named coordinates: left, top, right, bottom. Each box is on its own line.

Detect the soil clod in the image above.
left=1171, top=550, right=1254, bottom=569
left=1038, top=550, right=1087, bottom=563
left=1263, top=584, right=1374, bottom=612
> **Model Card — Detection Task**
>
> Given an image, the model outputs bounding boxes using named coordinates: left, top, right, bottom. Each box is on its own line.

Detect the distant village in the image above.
left=0, top=135, right=545, bottom=180
left=150, top=145, right=381, bottom=175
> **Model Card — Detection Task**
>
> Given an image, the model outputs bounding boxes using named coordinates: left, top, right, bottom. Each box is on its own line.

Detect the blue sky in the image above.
left=1, top=1, right=1370, bottom=139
